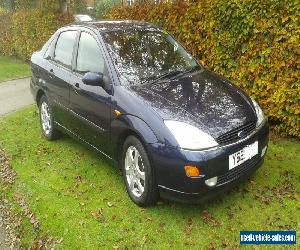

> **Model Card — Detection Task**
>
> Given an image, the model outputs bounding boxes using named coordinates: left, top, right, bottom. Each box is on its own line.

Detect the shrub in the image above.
left=107, top=0, right=300, bottom=137
left=94, top=0, right=121, bottom=19
left=0, top=7, right=5, bottom=14
left=0, top=10, right=73, bottom=60
left=15, top=0, right=86, bottom=13
left=0, top=13, right=13, bottom=56
left=11, top=10, right=73, bottom=60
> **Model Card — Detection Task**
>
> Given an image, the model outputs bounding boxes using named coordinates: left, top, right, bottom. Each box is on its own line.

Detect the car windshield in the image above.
left=77, top=15, right=93, bottom=22
left=103, top=29, right=198, bottom=85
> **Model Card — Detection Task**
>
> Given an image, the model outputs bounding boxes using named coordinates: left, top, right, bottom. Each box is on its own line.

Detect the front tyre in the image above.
left=122, top=135, right=159, bottom=207
left=39, top=95, right=60, bottom=140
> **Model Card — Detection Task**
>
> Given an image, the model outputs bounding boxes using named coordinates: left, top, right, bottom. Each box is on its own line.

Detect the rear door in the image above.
left=46, top=29, right=78, bottom=126
left=69, top=30, right=112, bottom=156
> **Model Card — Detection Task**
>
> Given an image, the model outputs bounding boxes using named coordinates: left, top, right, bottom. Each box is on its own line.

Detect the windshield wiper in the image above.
left=141, top=69, right=183, bottom=84
left=183, top=65, right=201, bottom=74
left=140, top=65, right=201, bottom=85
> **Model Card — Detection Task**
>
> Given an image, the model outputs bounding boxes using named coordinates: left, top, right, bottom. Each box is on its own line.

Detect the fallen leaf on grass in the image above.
left=15, top=195, right=39, bottom=230
left=145, top=216, right=152, bottom=221
left=226, top=207, right=234, bottom=219
left=0, top=150, right=16, bottom=185
left=187, top=217, right=193, bottom=226
left=184, top=217, right=193, bottom=233
left=91, top=208, right=105, bottom=223
left=57, top=237, right=64, bottom=244
left=74, top=175, right=82, bottom=182
left=200, top=210, right=220, bottom=227
left=255, top=171, right=297, bottom=204
left=159, top=222, right=166, bottom=229
left=31, top=237, right=57, bottom=250
left=207, top=242, right=216, bottom=250
left=221, top=239, right=228, bottom=248
left=229, top=244, right=238, bottom=250
left=255, top=193, right=272, bottom=205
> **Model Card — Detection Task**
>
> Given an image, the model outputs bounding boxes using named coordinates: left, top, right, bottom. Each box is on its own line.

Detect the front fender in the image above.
left=110, top=114, right=158, bottom=160
left=122, top=115, right=158, bottom=143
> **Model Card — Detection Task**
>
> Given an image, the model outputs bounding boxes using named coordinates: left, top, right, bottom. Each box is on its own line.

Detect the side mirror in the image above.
left=82, top=72, right=104, bottom=88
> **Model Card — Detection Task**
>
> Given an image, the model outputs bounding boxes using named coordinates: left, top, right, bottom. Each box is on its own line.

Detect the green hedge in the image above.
left=107, top=0, right=300, bottom=137
left=0, top=13, right=13, bottom=56
left=0, top=10, right=73, bottom=60
left=0, top=3, right=298, bottom=137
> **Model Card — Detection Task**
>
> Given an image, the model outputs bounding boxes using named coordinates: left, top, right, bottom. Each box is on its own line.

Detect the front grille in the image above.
left=217, top=155, right=261, bottom=186
left=216, top=121, right=256, bottom=144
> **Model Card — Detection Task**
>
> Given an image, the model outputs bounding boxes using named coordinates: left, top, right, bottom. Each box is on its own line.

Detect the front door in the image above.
left=69, top=31, right=112, bottom=156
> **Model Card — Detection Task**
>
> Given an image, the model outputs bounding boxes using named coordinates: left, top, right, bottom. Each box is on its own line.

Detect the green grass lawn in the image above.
left=0, top=56, right=31, bottom=82
left=0, top=108, right=299, bottom=249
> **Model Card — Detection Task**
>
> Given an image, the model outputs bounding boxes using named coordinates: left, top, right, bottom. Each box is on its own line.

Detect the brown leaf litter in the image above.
left=0, top=149, right=62, bottom=249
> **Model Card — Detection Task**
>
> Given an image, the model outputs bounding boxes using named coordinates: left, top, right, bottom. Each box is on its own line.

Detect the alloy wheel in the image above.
left=40, top=102, right=51, bottom=135
left=125, top=146, right=146, bottom=197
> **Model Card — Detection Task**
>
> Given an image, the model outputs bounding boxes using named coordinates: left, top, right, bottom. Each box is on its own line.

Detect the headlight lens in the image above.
left=164, top=120, right=218, bottom=150
left=251, top=98, right=265, bottom=127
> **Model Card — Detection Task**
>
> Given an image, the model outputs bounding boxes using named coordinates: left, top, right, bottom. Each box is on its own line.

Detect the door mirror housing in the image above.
left=82, top=72, right=104, bottom=88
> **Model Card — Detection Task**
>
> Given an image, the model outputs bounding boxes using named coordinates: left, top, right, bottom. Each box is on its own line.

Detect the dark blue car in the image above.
left=30, top=20, right=269, bottom=206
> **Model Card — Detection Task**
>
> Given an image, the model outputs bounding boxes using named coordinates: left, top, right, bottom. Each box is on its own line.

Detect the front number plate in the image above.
left=229, top=141, right=258, bottom=170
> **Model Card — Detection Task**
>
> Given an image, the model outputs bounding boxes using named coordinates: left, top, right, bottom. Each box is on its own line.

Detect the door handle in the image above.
left=73, top=83, right=81, bottom=94
left=49, top=69, right=54, bottom=78
left=74, top=83, right=80, bottom=89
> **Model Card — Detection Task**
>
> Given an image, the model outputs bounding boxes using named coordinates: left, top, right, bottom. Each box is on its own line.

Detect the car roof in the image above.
left=69, top=20, right=159, bottom=32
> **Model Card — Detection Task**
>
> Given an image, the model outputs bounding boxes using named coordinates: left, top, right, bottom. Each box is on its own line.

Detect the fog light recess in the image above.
left=205, top=176, right=218, bottom=187
left=261, top=146, right=267, bottom=157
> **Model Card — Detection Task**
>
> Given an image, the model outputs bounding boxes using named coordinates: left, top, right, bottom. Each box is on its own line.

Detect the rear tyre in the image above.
left=122, top=135, right=159, bottom=207
left=38, top=95, right=60, bottom=141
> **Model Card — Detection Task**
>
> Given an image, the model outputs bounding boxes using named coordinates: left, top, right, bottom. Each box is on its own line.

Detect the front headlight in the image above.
left=251, top=98, right=266, bottom=127
left=164, top=120, right=218, bottom=150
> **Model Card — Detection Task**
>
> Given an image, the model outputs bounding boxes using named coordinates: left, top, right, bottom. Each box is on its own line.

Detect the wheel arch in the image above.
left=113, top=115, right=158, bottom=169
left=36, top=89, right=45, bottom=106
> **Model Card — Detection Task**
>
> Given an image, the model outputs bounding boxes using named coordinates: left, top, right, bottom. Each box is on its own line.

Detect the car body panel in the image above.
left=30, top=20, right=269, bottom=203
left=149, top=122, right=269, bottom=194
left=128, top=68, right=257, bottom=140
left=69, top=72, right=112, bottom=155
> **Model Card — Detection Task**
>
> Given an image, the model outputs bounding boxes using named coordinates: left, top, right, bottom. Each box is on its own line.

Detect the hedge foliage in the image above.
left=107, top=0, right=300, bottom=137
left=0, top=10, right=73, bottom=60
left=14, top=0, right=87, bottom=13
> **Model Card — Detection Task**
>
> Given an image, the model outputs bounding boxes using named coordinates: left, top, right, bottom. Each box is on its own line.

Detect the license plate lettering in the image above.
left=229, top=141, right=258, bottom=170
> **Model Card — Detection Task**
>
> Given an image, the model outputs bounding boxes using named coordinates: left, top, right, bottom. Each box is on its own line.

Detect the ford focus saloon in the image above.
left=30, top=20, right=269, bottom=206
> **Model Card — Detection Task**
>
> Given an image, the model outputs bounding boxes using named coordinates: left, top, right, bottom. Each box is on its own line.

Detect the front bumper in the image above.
left=148, top=121, right=269, bottom=203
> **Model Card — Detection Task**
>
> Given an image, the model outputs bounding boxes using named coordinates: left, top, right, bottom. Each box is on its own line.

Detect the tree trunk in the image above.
left=59, top=0, right=68, bottom=13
